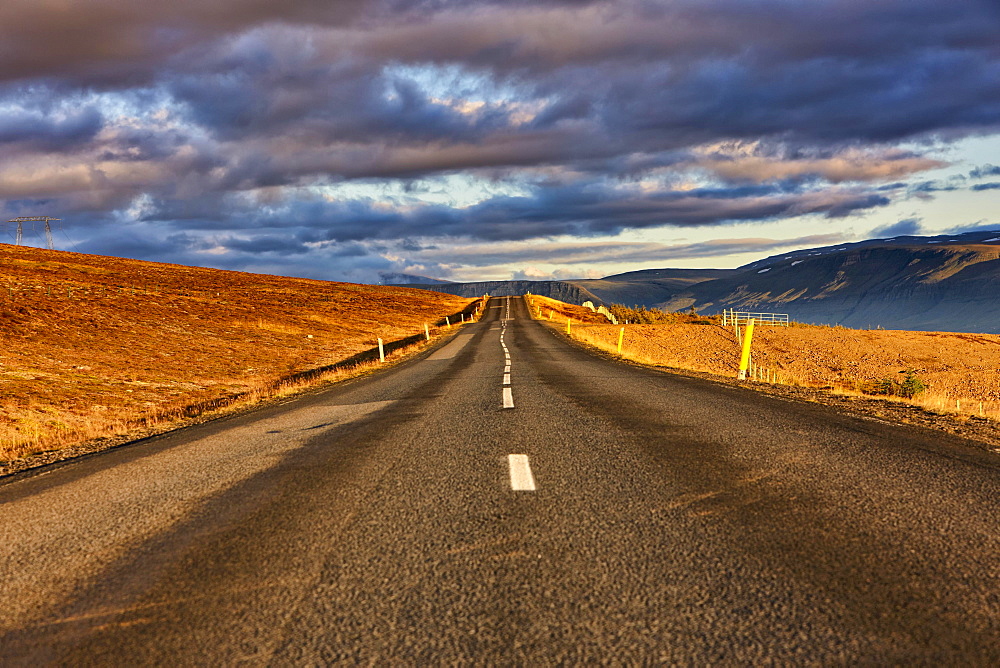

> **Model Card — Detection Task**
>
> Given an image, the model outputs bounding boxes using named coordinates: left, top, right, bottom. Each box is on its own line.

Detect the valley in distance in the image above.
left=392, top=229, right=1000, bottom=454
left=400, top=229, right=1000, bottom=335
left=5, top=230, right=1000, bottom=475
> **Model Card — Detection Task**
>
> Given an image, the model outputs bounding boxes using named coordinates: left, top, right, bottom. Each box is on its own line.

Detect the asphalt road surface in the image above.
left=1, top=296, right=998, bottom=664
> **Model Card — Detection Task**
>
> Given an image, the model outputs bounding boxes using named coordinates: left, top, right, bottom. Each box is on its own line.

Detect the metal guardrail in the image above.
left=722, top=309, right=789, bottom=327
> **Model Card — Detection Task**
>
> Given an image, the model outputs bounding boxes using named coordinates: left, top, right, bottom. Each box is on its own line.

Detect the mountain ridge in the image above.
left=391, top=230, right=1000, bottom=333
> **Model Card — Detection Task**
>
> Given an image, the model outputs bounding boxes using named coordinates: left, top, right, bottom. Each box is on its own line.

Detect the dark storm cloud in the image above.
left=872, top=218, right=924, bottom=238
left=364, top=0, right=995, bottom=71
left=412, top=234, right=849, bottom=269
left=1, top=0, right=998, bottom=279
left=944, top=220, right=997, bottom=235
left=131, top=0, right=1000, bottom=186
left=970, top=164, right=1000, bottom=179
left=0, top=106, right=103, bottom=150
left=459, top=184, right=888, bottom=238
left=135, top=180, right=889, bottom=246
left=165, top=56, right=508, bottom=145
left=74, top=229, right=212, bottom=260
left=221, top=235, right=312, bottom=255
left=908, top=180, right=959, bottom=194
left=359, top=0, right=1000, bottom=144
left=218, top=234, right=375, bottom=257
left=0, top=1, right=368, bottom=85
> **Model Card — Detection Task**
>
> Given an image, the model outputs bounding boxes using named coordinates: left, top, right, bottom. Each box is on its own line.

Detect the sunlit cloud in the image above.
left=0, top=0, right=997, bottom=281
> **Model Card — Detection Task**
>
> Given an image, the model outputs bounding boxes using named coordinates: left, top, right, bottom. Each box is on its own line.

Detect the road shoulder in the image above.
left=538, top=317, right=1000, bottom=461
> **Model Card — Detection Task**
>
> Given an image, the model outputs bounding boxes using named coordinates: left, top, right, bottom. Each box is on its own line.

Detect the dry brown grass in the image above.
left=525, top=294, right=613, bottom=324
left=0, top=244, right=481, bottom=463
left=530, top=295, right=1000, bottom=423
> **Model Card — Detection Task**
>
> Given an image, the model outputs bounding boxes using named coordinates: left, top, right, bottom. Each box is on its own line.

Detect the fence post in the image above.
left=378, top=337, right=385, bottom=363
left=738, top=318, right=755, bottom=380
left=424, top=323, right=430, bottom=341
left=617, top=327, right=624, bottom=354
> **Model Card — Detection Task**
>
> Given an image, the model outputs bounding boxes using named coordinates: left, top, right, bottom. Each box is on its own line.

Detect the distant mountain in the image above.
left=668, top=231, right=1000, bottom=333
left=404, top=230, right=1000, bottom=333
left=407, top=280, right=604, bottom=305
left=407, top=269, right=734, bottom=308
left=378, top=272, right=453, bottom=285
left=736, top=230, right=1000, bottom=272
left=575, top=268, right=737, bottom=308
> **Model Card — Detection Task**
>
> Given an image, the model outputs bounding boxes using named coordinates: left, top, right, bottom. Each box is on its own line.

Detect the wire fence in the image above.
left=721, top=309, right=790, bottom=327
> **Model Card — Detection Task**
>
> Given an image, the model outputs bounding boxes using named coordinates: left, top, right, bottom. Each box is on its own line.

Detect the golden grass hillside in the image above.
left=527, top=294, right=614, bottom=324
left=0, top=245, right=476, bottom=463
left=531, top=295, right=1000, bottom=421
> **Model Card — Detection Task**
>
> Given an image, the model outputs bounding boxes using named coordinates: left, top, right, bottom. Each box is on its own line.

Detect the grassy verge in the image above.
left=525, top=295, right=1000, bottom=427
left=0, top=308, right=484, bottom=478
left=0, top=243, right=489, bottom=467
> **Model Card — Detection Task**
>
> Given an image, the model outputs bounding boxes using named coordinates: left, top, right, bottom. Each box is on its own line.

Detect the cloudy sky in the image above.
left=1, top=0, right=999, bottom=283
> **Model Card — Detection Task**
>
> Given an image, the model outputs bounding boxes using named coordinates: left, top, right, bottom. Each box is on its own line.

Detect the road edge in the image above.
left=0, top=320, right=479, bottom=485
left=536, top=316, right=1000, bottom=463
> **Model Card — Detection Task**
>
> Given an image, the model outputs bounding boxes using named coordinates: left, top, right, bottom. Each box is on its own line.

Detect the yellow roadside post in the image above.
left=424, top=323, right=430, bottom=340
left=737, top=318, right=755, bottom=380
left=566, top=317, right=572, bottom=334
left=617, top=327, right=624, bottom=354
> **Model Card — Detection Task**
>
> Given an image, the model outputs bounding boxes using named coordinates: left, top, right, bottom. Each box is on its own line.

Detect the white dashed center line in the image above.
left=501, top=299, right=514, bottom=408
left=508, top=454, right=536, bottom=491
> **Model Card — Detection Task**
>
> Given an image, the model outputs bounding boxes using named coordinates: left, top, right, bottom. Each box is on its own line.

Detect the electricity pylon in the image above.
left=6, top=216, right=60, bottom=249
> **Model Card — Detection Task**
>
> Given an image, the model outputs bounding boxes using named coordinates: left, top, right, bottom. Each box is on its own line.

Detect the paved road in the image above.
left=1, top=296, right=998, bottom=664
